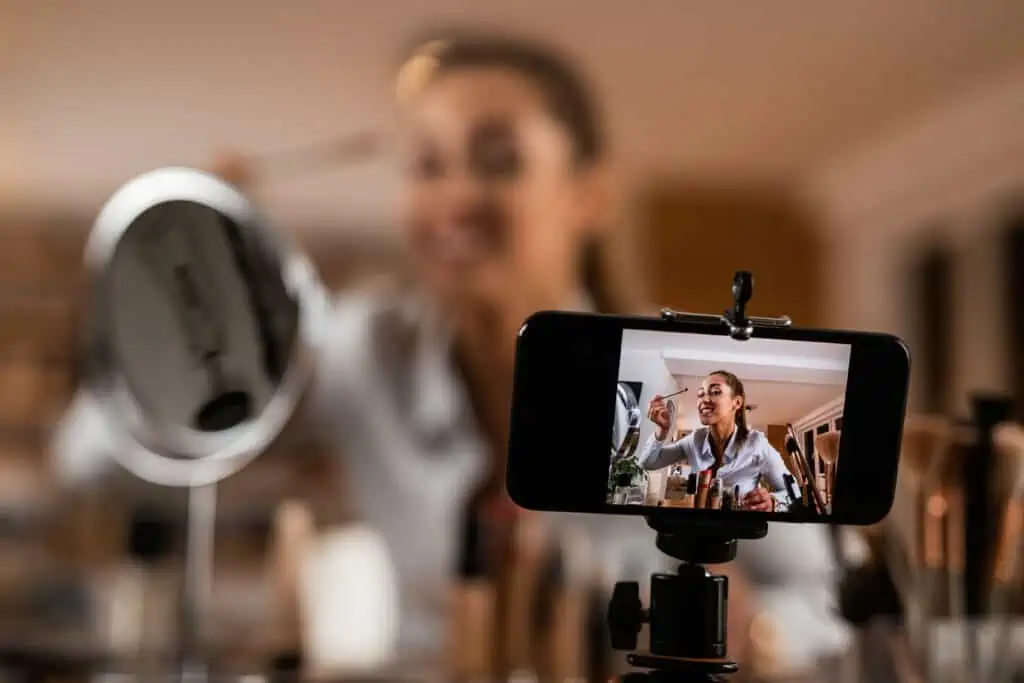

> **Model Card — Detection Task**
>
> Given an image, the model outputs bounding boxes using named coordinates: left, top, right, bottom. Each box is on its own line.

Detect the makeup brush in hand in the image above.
left=210, top=131, right=384, bottom=186
left=658, top=386, right=689, bottom=400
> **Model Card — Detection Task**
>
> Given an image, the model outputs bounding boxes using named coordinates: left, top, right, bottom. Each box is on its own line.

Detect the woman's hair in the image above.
left=396, top=30, right=644, bottom=314
left=708, top=369, right=750, bottom=446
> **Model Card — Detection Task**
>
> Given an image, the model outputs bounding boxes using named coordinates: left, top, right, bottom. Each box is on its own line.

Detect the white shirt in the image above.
left=51, top=287, right=849, bottom=667
left=51, top=287, right=671, bottom=658
left=636, top=427, right=800, bottom=511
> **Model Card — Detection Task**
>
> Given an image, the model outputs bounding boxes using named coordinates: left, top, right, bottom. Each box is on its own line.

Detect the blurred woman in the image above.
left=52, top=31, right=846, bottom=673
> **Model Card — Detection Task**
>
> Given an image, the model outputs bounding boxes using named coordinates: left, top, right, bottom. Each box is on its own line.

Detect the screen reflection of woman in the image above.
left=637, top=370, right=799, bottom=512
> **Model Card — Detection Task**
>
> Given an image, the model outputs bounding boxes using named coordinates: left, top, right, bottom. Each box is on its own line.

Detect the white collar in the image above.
left=700, top=424, right=739, bottom=461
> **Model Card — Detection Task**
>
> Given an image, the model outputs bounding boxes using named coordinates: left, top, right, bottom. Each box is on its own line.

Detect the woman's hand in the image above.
left=646, top=396, right=671, bottom=439
left=742, top=487, right=775, bottom=512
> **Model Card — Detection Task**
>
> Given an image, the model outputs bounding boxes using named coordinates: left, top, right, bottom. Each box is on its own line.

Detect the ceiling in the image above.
left=623, top=329, right=848, bottom=426
left=671, top=374, right=842, bottom=429
left=4, top=0, right=1024, bottom=230
left=621, top=329, right=852, bottom=378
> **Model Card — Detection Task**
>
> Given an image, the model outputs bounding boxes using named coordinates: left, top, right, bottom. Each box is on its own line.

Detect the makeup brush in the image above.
left=918, top=420, right=958, bottom=618
left=937, top=439, right=969, bottom=628
left=657, top=386, right=689, bottom=401
left=891, top=418, right=952, bottom=585
left=988, top=423, right=1024, bottom=613
left=779, top=447, right=806, bottom=488
left=878, top=416, right=954, bottom=673
left=981, top=423, right=1024, bottom=683
left=783, top=425, right=827, bottom=514
left=939, top=439, right=980, bottom=683
left=815, top=431, right=840, bottom=509
left=211, top=132, right=384, bottom=184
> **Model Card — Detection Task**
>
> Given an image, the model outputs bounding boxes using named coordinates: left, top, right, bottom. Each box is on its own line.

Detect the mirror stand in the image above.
left=178, top=484, right=218, bottom=683
left=83, top=168, right=326, bottom=681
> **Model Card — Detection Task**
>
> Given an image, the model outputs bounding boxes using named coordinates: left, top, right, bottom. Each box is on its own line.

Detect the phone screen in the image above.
left=507, top=311, right=910, bottom=525
left=609, top=329, right=850, bottom=516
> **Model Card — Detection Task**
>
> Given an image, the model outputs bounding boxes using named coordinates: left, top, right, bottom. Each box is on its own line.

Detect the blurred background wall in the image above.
left=5, top=0, right=1023, bottom=323
left=2, top=0, right=1024, bottom=669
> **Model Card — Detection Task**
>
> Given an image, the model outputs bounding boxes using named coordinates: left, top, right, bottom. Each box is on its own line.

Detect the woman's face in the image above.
left=696, top=373, right=743, bottom=426
left=400, top=66, right=605, bottom=310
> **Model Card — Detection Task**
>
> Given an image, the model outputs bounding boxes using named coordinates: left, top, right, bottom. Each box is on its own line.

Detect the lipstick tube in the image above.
left=695, top=470, right=712, bottom=509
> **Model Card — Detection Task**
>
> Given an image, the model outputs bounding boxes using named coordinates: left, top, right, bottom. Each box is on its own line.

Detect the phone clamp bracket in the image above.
left=659, top=271, right=792, bottom=341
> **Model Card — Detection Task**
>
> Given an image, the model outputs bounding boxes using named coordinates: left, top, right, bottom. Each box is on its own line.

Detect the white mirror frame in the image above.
left=83, top=167, right=330, bottom=487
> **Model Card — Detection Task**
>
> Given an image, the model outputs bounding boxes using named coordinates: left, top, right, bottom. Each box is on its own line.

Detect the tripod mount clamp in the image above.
left=659, top=271, right=791, bottom=341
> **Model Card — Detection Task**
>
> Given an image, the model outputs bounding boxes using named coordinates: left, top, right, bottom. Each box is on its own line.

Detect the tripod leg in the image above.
left=180, top=484, right=217, bottom=683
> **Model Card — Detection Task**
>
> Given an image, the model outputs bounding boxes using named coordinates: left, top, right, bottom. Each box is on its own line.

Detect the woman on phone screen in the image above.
left=638, top=370, right=800, bottom=512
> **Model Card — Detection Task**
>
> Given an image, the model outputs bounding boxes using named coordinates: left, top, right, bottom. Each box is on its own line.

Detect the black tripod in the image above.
left=608, top=517, right=768, bottom=683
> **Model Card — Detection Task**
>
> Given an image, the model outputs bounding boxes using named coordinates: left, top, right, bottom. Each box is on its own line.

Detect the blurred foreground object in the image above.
left=298, top=524, right=399, bottom=675
left=75, top=166, right=331, bottom=680
left=837, top=405, right=1024, bottom=683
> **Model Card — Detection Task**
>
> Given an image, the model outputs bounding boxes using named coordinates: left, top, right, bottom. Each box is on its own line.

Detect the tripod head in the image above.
left=607, top=517, right=768, bottom=683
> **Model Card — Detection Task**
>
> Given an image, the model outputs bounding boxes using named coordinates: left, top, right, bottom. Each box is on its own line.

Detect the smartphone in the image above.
left=507, top=311, right=910, bottom=525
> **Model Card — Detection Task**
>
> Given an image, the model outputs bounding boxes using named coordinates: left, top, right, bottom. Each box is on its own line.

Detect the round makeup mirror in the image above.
left=82, top=167, right=329, bottom=488
left=611, top=382, right=642, bottom=462
left=81, top=167, right=331, bottom=678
